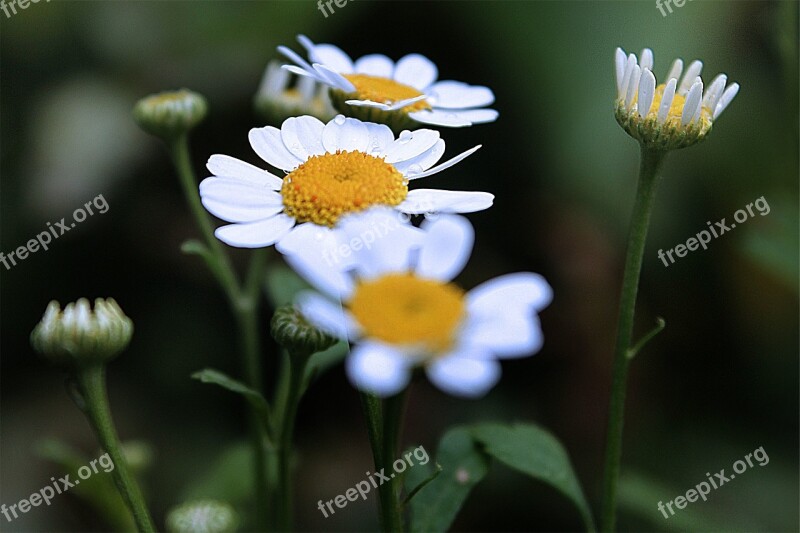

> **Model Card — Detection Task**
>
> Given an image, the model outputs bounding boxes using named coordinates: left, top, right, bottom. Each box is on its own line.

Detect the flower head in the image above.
left=255, top=60, right=336, bottom=125
left=199, top=115, right=493, bottom=249
left=133, top=89, right=208, bottom=140
left=614, top=48, right=739, bottom=150
left=279, top=35, right=498, bottom=131
left=286, top=209, right=552, bottom=398
left=31, top=298, right=133, bottom=366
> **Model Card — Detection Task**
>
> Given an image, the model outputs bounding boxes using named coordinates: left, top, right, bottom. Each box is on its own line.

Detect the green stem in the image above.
left=600, top=145, right=667, bottom=532
left=75, top=365, right=156, bottom=533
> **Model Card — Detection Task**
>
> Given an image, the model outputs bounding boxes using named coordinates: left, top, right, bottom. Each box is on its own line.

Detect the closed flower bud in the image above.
left=166, top=500, right=238, bottom=533
left=271, top=304, right=337, bottom=357
left=31, top=298, right=133, bottom=366
left=133, top=89, right=208, bottom=140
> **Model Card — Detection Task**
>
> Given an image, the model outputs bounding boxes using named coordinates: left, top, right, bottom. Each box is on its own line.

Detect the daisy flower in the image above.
left=614, top=47, right=739, bottom=150
left=199, top=115, right=493, bottom=248
left=287, top=209, right=552, bottom=398
left=278, top=35, right=498, bottom=131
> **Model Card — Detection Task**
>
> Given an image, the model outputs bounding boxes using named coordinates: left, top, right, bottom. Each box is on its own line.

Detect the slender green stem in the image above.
left=75, top=365, right=156, bottom=533
left=600, top=145, right=667, bottom=532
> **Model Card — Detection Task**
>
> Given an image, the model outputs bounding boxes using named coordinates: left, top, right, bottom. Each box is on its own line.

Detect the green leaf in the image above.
left=407, top=428, right=489, bottom=533
left=470, top=422, right=595, bottom=532
left=191, top=368, right=271, bottom=429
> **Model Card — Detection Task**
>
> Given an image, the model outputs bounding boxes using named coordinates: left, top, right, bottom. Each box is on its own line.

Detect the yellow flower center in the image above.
left=639, top=84, right=713, bottom=126
left=343, top=74, right=432, bottom=112
left=281, top=151, right=408, bottom=227
left=349, top=273, right=466, bottom=354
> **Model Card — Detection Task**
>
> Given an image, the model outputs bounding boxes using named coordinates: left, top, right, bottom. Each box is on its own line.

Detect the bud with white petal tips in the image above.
left=165, top=500, right=239, bottom=533
left=614, top=47, right=740, bottom=151
left=133, top=89, right=208, bottom=140
left=31, top=298, right=133, bottom=366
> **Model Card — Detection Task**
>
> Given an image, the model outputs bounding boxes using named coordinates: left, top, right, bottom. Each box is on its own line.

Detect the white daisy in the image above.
left=199, top=115, right=493, bottom=249
left=278, top=35, right=498, bottom=131
left=614, top=47, right=739, bottom=149
left=288, top=209, right=552, bottom=398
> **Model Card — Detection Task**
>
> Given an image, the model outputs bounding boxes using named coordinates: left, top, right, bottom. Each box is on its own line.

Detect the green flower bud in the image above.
left=165, top=500, right=238, bottom=533
left=133, top=89, right=208, bottom=140
left=31, top=298, right=133, bottom=366
left=271, top=305, right=337, bottom=357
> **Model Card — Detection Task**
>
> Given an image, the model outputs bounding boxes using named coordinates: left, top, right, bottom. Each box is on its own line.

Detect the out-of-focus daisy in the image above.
left=254, top=60, right=336, bottom=125
left=278, top=35, right=498, bottom=131
left=288, top=209, right=552, bottom=398
left=199, top=115, right=493, bottom=248
left=614, top=47, right=739, bottom=150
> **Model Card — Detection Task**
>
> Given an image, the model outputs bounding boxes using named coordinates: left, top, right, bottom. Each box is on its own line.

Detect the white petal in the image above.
left=428, top=81, right=495, bottom=109
left=393, top=54, right=438, bottom=90
left=625, top=65, right=641, bottom=109
left=278, top=45, right=316, bottom=75
left=392, top=140, right=445, bottom=175
left=214, top=213, right=296, bottom=248
left=383, top=129, right=440, bottom=164
left=666, top=58, right=683, bottom=85
left=416, top=215, right=474, bottom=281
left=296, top=290, right=358, bottom=340
left=354, top=54, right=395, bottom=77
left=249, top=126, right=303, bottom=172
left=207, top=155, right=282, bottom=189
left=407, top=109, right=472, bottom=127
left=364, top=122, right=396, bottom=157
left=322, top=115, right=370, bottom=153
left=282, top=64, right=326, bottom=84
left=678, top=60, right=703, bottom=95
left=713, top=83, right=739, bottom=120
left=346, top=342, right=412, bottom=397
left=432, top=108, right=498, bottom=125
left=200, top=177, right=284, bottom=223
left=702, top=74, right=727, bottom=111
left=614, top=47, right=627, bottom=96
left=638, top=68, right=656, bottom=118
left=281, top=116, right=326, bottom=160
left=278, top=224, right=355, bottom=300
left=461, top=314, right=544, bottom=358
left=398, top=189, right=494, bottom=214
left=467, top=272, right=553, bottom=314
left=306, top=43, right=354, bottom=74
left=411, top=145, right=480, bottom=179
left=681, top=80, right=703, bottom=125
left=619, top=54, right=637, bottom=100
left=426, top=350, right=501, bottom=398
left=639, top=48, right=654, bottom=71
left=313, top=63, right=355, bottom=92
left=657, top=78, right=677, bottom=124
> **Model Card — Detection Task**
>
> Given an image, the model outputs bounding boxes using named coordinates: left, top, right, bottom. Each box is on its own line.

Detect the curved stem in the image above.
left=600, top=145, right=667, bottom=532
left=75, top=365, right=156, bottom=532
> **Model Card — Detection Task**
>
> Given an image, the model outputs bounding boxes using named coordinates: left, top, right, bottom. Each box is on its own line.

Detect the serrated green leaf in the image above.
left=470, top=422, right=595, bottom=532
left=407, top=427, right=489, bottom=533
left=191, top=368, right=271, bottom=429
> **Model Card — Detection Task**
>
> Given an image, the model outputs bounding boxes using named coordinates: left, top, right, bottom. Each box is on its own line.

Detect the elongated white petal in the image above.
left=383, top=129, right=440, bottom=164
left=278, top=45, right=316, bottom=74
left=638, top=68, right=656, bottom=118
left=406, top=109, right=472, bottom=127
left=657, top=77, right=677, bottom=124
left=615, top=47, right=627, bottom=95
left=397, top=189, right=494, bottom=214
left=278, top=224, right=355, bottom=299
left=619, top=54, right=637, bottom=99
left=214, top=214, right=295, bottom=248
left=281, top=116, right=326, bottom=160
left=347, top=95, right=429, bottom=111
left=200, top=177, right=284, bottom=223
left=461, top=314, right=544, bottom=358
left=313, top=63, right=355, bottom=92
left=392, top=139, right=445, bottom=175
left=346, top=342, right=412, bottom=397
left=393, top=53, right=438, bottom=90
left=306, top=43, right=354, bottom=74
left=416, top=215, right=474, bottom=281
left=411, top=145, right=481, bottom=179
left=713, top=83, right=739, bottom=119
left=296, top=290, right=359, bottom=340
left=467, top=272, right=553, bottom=314
left=625, top=65, right=641, bottom=109
left=426, top=351, right=500, bottom=398
left=364, top=122, right=395, bottom=157
left=682, top=80, right=703, bottom=125
left=678, top=60, right=703, bottom=95
left=430, top=108, right=498, bottom=124
left=322, top=115, right=370, bottom=153
left=428, top=81, right=495, bottom=109
left=666, top=58, right=684, bottom=83
left=249, top=126, right=303, bottom=172
left=207, top=155, right=283, bottom=189
left=702, top=74, right=727, bottom=111
left=640, top=48, right=654, bottom=71
left=281, top=64, right=326, bottom=84
left=354, top=54, right=395, bottom=77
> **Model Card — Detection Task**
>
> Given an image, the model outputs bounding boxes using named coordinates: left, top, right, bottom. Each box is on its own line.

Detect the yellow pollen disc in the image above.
left=639, top=84, right=713, bottom=126
left=349, top=273, right=466, bottom=354
left=281, top=151, right=408, bottom=227
left=343, top=74, right=432, bottom=112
